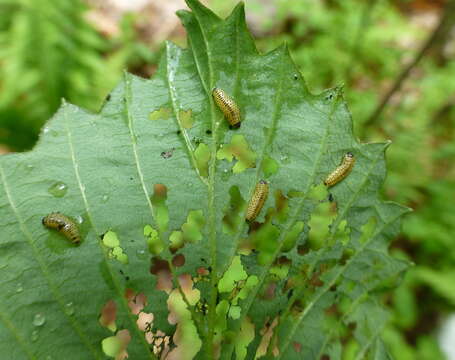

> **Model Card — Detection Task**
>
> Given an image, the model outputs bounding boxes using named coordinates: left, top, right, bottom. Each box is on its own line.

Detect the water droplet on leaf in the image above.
left=33, top=313, right=46, bottom=327
left=48, top=182, right=68, bottom=198
left=65, top=302, right=74, bottom=316
left=31, top=330, right=39, bottom=342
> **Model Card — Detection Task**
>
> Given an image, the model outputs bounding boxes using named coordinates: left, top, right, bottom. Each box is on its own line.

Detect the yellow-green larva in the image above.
left=212, top=88, right=241, bottom=128
left=324, top=152, right=355, bottom=187
left=246, top=180, right=269, bottom=222
left=42, top=212, right=81, bottom=244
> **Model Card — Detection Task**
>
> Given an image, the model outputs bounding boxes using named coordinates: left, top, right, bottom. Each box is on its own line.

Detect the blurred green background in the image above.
left=1, top=0, right=454, bottom=358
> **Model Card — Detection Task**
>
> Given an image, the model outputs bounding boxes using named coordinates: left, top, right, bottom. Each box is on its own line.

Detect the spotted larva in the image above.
left=42, top=212, right=81, bottom=244
left=246, top=180, right=269, bottom=222
left=212, top=88, right=241, bottom=128
left=324, top=152, right=355, bottom=187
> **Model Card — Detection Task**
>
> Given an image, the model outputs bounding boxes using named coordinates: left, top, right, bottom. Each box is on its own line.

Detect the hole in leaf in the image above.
left=255, top=317, right=279, bottom=358
left=194, top=143, right=210, bottom=177
left=125, top=289, right=147, bottom=315
left=222, top=186, right=246, bottom=235
left=172, top=254, right=185, bottom=267
left=101, top=329, right=131, bottom=360
left=167, top=279, right=202, bottom=359
left=249, top=222, right=280, bottom=265
left=99, top=300, right=117, bottom=332
left=179, top=109, right=194, bottom=129
left=262, top=155, right=279, bottom=178
left=137, top=312, right=155, bottom=343
left=234, top=317, right=255, bottom=360
left=216, top=135, right=257, bottom=173
left=178, top=274, right=200, bottom=305
left=218, top=256, right=248, bottom=293
left=150, top=258, right=172, bottom=294
left=150, top=184, right=169, bottom=232
left=102, top=231, right=128, bottom=264
left=205, top=129, right=212, bottom=135
left=144, top=225, right=164, bottom=255
left=169, top=230, right=184, bottom=253
left=182, top=210, right=205, bottom=243
left=149, top=107, right=172, bottom=121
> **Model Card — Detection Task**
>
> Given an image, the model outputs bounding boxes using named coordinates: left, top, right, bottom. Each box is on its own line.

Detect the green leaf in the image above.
left=0, top=0, right=409, bottom=359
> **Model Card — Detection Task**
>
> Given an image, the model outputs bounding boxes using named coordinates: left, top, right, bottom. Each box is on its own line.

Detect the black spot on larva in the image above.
left=206, top=129, right=212, bottom=135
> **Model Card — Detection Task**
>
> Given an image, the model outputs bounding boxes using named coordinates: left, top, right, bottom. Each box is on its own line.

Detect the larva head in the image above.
left=345, top=152, right=354, bottom=159
left=259, top=179, right=268, bottom=185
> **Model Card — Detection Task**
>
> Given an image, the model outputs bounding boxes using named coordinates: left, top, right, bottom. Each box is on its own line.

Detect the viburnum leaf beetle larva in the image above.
left=42, top=212, right=81, bottom=244
left=212, top=88, right=241, bottom=128
left=324, top=152, right=355, bottom=187
left=246, top=180, right=269, bottom=222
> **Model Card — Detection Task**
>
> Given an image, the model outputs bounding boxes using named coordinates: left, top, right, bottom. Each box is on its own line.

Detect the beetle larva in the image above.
left=246, top=180, right=269, bottom=222
left=324, top=152, right=355, bottom=187
left=212, top=88, right=241, bottom=128
left=42, top=212, right=81, bottom=244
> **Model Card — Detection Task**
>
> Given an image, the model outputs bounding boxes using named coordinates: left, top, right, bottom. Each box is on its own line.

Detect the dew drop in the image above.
left=65, top=302, right=74, bottom=316
left=16, top=283, right=23, bottom=293
left=74, top=215, right=84, bottom=224
left=48, top=182, right=68, bottom=198
left=26, top=164, right=34, bottom=171
left=33, top=313, right=46, bottom=327
left=31, top=330, right=39, bottom=342
left=102, top=194, right=109, bottom=203
left=136, top=249, right=147, bottom=260
left=43, top=127, right=50, bottom=134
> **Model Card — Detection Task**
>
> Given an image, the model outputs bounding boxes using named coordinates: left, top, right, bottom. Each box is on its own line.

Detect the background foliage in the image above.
left=1, top=0, right=454, bottom=358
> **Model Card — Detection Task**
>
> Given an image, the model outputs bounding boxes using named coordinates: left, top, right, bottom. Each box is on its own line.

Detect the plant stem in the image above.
left=363, top=0, right=455, bottom=130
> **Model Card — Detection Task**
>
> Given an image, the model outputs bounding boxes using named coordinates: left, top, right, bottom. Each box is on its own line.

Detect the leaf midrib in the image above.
left=165, top=43, right=208, bottom=186
left=64, top=104, right=156, bottom=359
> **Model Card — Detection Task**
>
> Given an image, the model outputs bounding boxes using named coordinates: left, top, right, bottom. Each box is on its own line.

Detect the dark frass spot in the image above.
left=161, top=149, right=175, bottom=159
